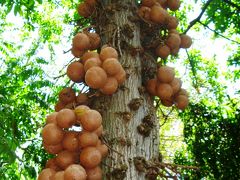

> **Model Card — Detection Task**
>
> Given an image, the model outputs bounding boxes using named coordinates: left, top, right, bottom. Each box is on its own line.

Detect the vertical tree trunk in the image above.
left=94, top=1, right=160, bottom=179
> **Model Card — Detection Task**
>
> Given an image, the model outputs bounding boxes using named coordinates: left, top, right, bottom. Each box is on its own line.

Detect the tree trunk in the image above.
left=93, top=1, right=160, bottom=179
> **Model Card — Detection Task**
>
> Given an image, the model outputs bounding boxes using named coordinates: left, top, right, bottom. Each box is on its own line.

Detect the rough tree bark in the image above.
left=93, top=1, right=160, bottom=179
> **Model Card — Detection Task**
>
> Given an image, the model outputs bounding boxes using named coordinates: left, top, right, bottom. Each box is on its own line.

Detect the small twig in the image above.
left=53, top=73, right=66, bottom=79
left=184, top=0, right=214, bottom=34
left=63, top=48, right=71, bottom=54
left=198, top=21, right=240, bottom=44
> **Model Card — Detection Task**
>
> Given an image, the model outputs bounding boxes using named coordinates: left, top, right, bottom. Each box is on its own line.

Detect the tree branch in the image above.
left=198, top=21, right=240, bottom=44
left=222, top=0, right=240, bottom=11
left=184, top=0, right=214, bottom=34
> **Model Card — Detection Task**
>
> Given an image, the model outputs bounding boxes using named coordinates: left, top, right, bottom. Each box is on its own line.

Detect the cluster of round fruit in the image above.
left=54, top=87, right=89, bottom=112
left=138, top=0, right=181, bottom=26
left=138, top=0, right=192, bottom=59
left=77, top=0, right=97, bottom=18
left=71, top=32, right=101, bottom=58
left=67, top=46, right=126, bottom=95
left=155, top=32, right=192, bottom=59
left=146, top=66, right=189, bottom=110
left=38, top=105, right=108, bottom=180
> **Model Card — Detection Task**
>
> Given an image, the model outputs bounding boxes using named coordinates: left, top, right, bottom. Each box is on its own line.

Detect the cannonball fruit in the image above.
left=42, top=123, right=64, bottom=145
left=145, top=66, right=189, bottom=110
left=100, top=77, right=118, bottom=95
left=146, top=78, right=157, bottom=96
left=80, top=110, right=102, bottom=131
left=67, top=62, right=85, bottom=83
left=51, top=171, right=65, bottom=180
left=85, top=66, right=107, bottom=89
left=157, top=66, right=175, bottom=83
left=80, top=147, right=102, bottom=168
left=102, top=58, right=121, bottom=76
left=86, top=166, right=102, bottom=180
left=100, top=47, right=118, bottom=61
left=56, top=109, right=76, bottom=129
left=59, top=88, right=76, bottom=104
left=64, top=164, right=87, bottom=180
left=38, top=168, right=56, bottom=180
left=180, top=34, right=192, bottom=48
left=138, top=6, right=151, bottom=20
left=72, top=33, right=90, bottom=50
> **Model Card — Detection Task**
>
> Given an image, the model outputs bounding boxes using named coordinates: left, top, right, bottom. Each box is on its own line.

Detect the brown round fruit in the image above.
left=100, top=77, right=118, bottom=95
left=71, top=47, right=85, bottom=58
left=67, top=61, right=85, bottom=83
left=174, top=95, right=189, bottom=110
left=56, top=109, right=76, bottom=129
left=157, top=66, right=175, bottom=83
left=59, top=88, right=76, bottom=104
left=166, top=33, right=181, bottom=49
left=150, top=5, right=167, bottom=24
left=64, top=164, right=87, bottom=180
left=167, top=0, right=181, bottom=11
left=180, top=34, right=192, bottom=49
left=56, top=150, right=77, bottom=170
left=46, top=112, right=58, bottom=124
left=175, top=88, right=188, bottom=97
left=81, top=51, right=100, bottom=65
left=76, top=93, right=89, bottom=105
left=80, top=110, right=102, bottom=131
left=155, top=45, right=170, bottom=59
left=78, top=131, right=98, bottom=148
left=85, top=0, right=97, bottom=7
left=146, top=78, right=157, bottom=96
left=77, top=2, right=93, bottom=18
left=72, top=33, right=90, bottom=50
left=157, top=0, right=167, bottom=7
left=43, top=142, right=63, bottom=155
left=169, top=78, right=182, bottom=94
left=93, top=125, right=103, bottom=137
left=168, top=29, right=179, bottom=35
left=161, top=98, right=174, bottom=107
left=156, top=83, right=173, bottom=100
left=84, top=57, right=102, bottom=71
left=42, top=123, right=64, bottom=145
left=87, top=32, right=101, bottom=50
left=85, top=67, right=107, bottom=89
left=100, top=47, right=118, bottom=61
left=62, top=131, right=79, bottom=152
left=80, top=147, right=102, bottom=169
left=74, top=105, right=90, bottom=122
left=86, top=166, right=102, bottom=180
left=114, top=67, right=126, bottom=85
left=102, top=58, right=121, bottom=76
left=45, top=158, right=61, bottom=172
left=55, top=101, right=66, bottom=112
left=170, top=46, right=180, bottom=56
left=51, top=171, right=64, bottom=180
left=165, top=15, right=179, bottom=30
left=142, top=0, right=156, bottom=7
left=96, top=144, right=108, bottom=158
left=101, top=44, right=109, bottom=50
left=38, top=168, right=56, bottom=180
left=138, top=6, right=151, bottom=20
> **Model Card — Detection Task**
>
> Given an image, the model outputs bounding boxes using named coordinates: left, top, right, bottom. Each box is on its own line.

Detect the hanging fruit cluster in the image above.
left=146, top=66, right=189, bottom=110
left=38, top=105, right=108, bottom=180
left=55, top=87, right=89, bottom=112
left=138, top=0, right=192, bottom=58
left=77, top=0, right=97, bottom=18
